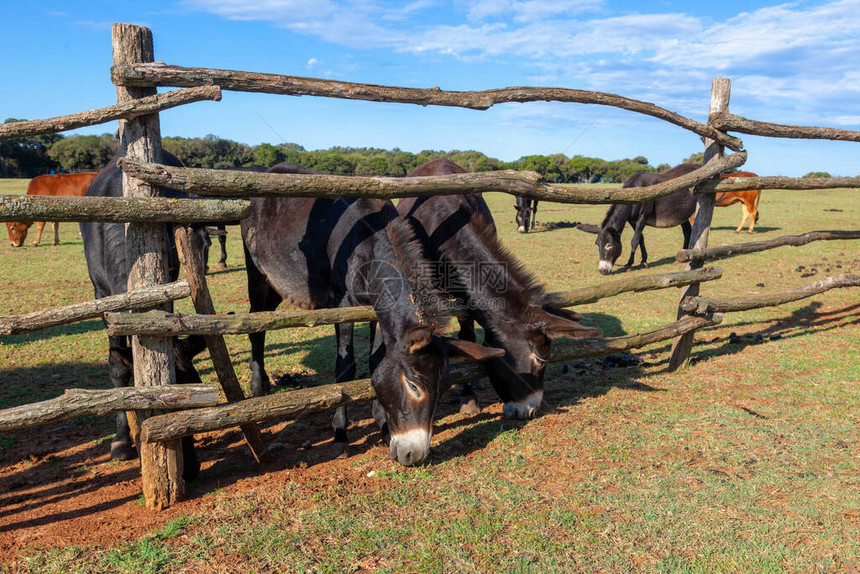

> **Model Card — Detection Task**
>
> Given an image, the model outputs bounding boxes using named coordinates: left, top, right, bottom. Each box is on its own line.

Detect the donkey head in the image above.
left=484, top=305, right=601, bottom=419
left=596, top=225, right=623, bottom=275
left=372, top=324, right=503, bottom=466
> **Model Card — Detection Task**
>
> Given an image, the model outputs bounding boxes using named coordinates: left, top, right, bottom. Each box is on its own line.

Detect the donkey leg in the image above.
left=52, top=222, right=60, bottom=246
left=681, top=220, right=693, bottom=250
left=107, top=336, right=136, bottom=461
left=626, top=230, right=642, bottom=268
left=531, top=201, right=538, bottom=229
left=368, top=321, right=391, bottom=445
left=217, top=224, right=228, bottom=268
left=456, top=317, right=481, bottom=415
left=245, top=244, right=281, bottom=397
left=333, top=322, right=357, bottom=459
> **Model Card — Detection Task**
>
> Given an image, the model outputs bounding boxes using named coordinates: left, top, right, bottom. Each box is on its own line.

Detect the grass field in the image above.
left=1, top=180, right=859, bottom=572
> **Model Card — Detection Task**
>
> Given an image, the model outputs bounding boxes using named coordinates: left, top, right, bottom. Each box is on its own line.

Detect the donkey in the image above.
left=80, top=152, right=210, bottom=481
left=399, top=158, right=601, bottom=419
left=514, top=196, right=538, bottom=233
left=241, top=163, right=502, bottom=466
left=595, top=163, right=699, bottom=275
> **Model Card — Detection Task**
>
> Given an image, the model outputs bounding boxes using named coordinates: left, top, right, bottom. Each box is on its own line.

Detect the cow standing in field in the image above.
left=690, top=171, right=762, bottom=233
left=5, top=172, right=99, bottom=247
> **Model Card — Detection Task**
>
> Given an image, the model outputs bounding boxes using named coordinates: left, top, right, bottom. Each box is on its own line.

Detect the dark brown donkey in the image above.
left=241, top=163, right=502, bottom=466
left=595, top=163, right=699, bottom=275
left=399, top=158, right=601, bottom=419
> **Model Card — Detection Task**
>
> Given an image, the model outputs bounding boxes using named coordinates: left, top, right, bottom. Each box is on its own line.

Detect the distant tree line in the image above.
left=3, top=117, right=834, bottom=181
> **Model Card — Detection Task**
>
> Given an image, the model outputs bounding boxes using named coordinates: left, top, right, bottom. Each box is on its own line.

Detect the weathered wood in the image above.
left=141, top=314, right=721, bottom=443
left=714, top=112, right=860, bottom=142
left=173, top=225, right=266, bottom=463
left=553, top=267, right=723, bottom=306
left=104, top=306, right=378, bottom=336
left=141, top=379, right=377, bottom=443
left=113, top=22, right=182, bottom=511
left=680, top=274, right=860, bottom=315
left=0, top=87, right=221, bottom=141
left=104, top=268, right=722, bottom=337
left=0, top=195, right=251, bottom=223
left=669, top=78, right=731, bottom=372
left=112, top=62, right=744, bottom=151
left=677, top=230, right=860, bottom=263
left=0, top=280, right=190, bottom=335
left=552, top=314, right=722, bottom=363
left=698, top=175, right=860, bottom=192
left=0, top=385, right=219, bottom=433
left=119, top=152, right=747, bottom=205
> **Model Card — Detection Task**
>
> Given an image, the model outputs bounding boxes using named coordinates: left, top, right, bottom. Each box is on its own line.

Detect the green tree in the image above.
left=803, top=171, right=831, bottom=178
left=48, top=133, right=118, bottom=171
left=568, top=155, right=608, bottom=183
left=603, top=156, right=654, bottom=183
left=0, top=118, right=62, bottom=176
left=683, top=152, right=704, bottom=165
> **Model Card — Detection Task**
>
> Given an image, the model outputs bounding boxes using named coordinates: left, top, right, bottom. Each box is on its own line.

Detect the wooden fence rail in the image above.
left=0, top=87, right=221, bottom=141
left=676, top=230, right=860, bottom=263
left=680, top=274, right=860, bottom=315
left=698, top=175, right=860, bottom=193
left=118, top=152, right=747, bottom=205
left=713, top=112, right=860, bottom=142
left=111, top=62, right=744, bottom=152
left=0, top=385, right=219, bottom=433
left=0, top=195, right=250, bottom=223
left=0, top=280, right=191, bottom=335
left=140, top=314, right=721, bottom=443
left=102, top=267, right=722, bottom=337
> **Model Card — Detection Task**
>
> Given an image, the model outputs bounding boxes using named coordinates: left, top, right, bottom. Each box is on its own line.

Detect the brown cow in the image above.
left=6, top=172, right=99, bottom=247
left=691, top=170, right=762, bottom=233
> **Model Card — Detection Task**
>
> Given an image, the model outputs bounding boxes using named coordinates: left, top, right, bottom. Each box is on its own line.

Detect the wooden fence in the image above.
left=1, top=23, right=858, bottom=510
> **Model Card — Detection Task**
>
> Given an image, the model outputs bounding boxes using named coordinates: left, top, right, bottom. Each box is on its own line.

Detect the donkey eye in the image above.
left=400, top=373, right=426, bottom=401
left=604, top=243, right=613, bottom=250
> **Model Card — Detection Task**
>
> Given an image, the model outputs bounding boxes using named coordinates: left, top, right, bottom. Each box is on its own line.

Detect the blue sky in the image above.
left=2, top=0, right=858, bottom=176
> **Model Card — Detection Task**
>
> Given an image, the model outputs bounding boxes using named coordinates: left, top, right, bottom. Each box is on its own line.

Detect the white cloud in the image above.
left=184, top=0, right=860, bottom=129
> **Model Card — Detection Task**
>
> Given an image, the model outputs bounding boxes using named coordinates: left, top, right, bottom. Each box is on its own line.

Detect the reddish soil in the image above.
left=0, top=386, right=507, bottom=561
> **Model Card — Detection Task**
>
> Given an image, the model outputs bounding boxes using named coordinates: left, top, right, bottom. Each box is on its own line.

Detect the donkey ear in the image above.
left=528, top=305, right=603, bottom=338
left=404, top=324, right=435, bottom=354
left=445, top=339, right=505, bottom=361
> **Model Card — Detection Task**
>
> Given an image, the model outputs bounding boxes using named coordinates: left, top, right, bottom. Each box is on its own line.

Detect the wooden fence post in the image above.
left=113, top=23, right=184, bottom=510
left=668, top=77, right=731, bottom=371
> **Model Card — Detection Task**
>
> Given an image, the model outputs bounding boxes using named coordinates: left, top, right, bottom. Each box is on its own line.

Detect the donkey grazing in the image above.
left=241, top=163, right=501, bottom=466
left=595, top=163, right=699, bottom=275
left=80, top=152, right=210, bottom=480
left=514, top=196, right=538, bottom=233
left=400, top=158, right=601, bottom=419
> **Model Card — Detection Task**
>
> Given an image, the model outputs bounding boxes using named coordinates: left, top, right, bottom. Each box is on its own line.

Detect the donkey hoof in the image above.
left=110, top=441, right=137, bottom=461
left=333, top=441, right=350, bottom=459
left=459, top=395, right=480, bottom=416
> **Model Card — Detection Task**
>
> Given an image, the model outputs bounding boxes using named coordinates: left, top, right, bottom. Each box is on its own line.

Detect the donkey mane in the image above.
left=469, top=211, right=553, bottom=311
left=600, top=205, right=621, bottom=229
left=384, top=212, right=447, bottom=327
